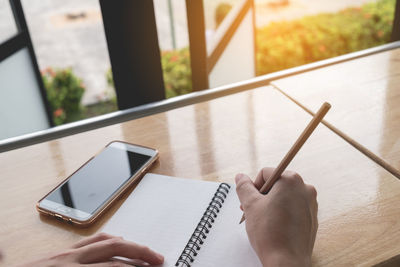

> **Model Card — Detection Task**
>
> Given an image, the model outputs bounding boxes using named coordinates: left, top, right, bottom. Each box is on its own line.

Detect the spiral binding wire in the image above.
left=175, top=183, right=231, bottom=267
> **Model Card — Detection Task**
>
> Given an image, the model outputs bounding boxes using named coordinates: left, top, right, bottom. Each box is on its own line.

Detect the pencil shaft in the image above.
left=239, top=102, right=331, bottom=224
left=259, top=102, right=331, bottom=193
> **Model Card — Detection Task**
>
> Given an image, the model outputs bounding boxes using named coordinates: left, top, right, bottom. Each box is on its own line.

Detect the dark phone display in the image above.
left=46, top=146, right=151, bottom=214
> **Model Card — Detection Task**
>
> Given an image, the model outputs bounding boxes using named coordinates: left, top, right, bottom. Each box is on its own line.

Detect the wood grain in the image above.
left=0, top=86, right=399, bottom=266
left=271, top=48, right=400, bottom=177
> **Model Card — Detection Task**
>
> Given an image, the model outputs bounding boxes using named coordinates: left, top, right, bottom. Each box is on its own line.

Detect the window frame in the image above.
left=0, top=0, right=54, bottom=127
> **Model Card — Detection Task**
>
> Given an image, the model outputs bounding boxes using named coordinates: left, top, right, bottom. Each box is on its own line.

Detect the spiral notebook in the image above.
left=103, top=173, right=262, bottom=267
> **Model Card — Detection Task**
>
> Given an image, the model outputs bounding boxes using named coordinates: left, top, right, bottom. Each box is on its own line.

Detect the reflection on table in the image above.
left=0, top=73, right=400, bottom=266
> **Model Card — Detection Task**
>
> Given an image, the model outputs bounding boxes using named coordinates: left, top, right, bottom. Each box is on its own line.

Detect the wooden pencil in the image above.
left=239, top=102, right=331, bottom=224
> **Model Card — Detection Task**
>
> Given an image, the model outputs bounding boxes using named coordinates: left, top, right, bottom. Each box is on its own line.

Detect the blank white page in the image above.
left=193, top=183, right=262, bottom=267
left=102, top=173, right=219, bottom=266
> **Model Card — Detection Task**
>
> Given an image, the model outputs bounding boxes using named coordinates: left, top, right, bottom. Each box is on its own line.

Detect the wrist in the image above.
left=260, top=251, right=310, bottom=267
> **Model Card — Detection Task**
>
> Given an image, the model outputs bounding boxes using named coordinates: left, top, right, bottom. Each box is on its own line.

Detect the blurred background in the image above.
left=0, top=0, right=395, bottom=126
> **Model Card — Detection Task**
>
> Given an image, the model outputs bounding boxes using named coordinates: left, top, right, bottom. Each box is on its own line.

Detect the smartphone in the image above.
left=37, top=141, right=159, bottom=226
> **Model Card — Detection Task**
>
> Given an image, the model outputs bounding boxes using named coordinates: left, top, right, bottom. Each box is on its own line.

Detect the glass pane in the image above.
left=154, top=0, right=192, bottom=98
left=209, top=7, right=255, bottom=88
left=154, top=0, right=189, bottom=51
left=255, top=0, right=395, bottom=75
left=21, top=0, right=117, bottom=126
left=204, top=0, right=242, bottom=37
left=0, top=0, right=18, bottom=43
left=0, top=48, right=50, bottom=140
left=205, top=0, right=256, bottom=88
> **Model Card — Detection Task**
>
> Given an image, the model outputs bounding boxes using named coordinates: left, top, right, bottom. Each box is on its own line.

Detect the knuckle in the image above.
left=97, top=232, right=112, bottom=239
left=286, top=170, right=302, bottom=179
left=282, top=171, right=304, bottom=185
left=307, top=185, right=318, bottom=198
left=106, top=238, right=124, bottom=252
left=261, top=167, right=273, bottom=174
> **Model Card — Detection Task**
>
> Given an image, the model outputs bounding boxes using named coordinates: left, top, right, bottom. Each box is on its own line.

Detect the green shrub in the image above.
left=104, top=68, right=118, bottom=106
left=104, top=0, right=394, bottom=99
left=161, top=48, right=192, bottom=98
left=42, top=68, right=85, bottom=125
left=215, top=3, right=233, bottom=28
left=256, top=0, right=395, bottom=75
left=107, top=48, right=192, bottom=99
left=106, top=67, right=114, bottom=89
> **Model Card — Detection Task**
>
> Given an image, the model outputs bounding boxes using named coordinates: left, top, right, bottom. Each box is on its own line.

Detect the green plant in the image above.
left=104, top=68, right=118, bottom=106
left=107, top=48, right=192, bottom=99
left=215, top=3, right=232, bottom=28
left=42, top=68, right=85, bottom=125
left=256, top=0, right=395, bottom=75
left=106, top=68, right=114, bottom=89
left=104, top=0, right=394, bottom=101
left=161, top=48, right=192, bottom=98
left=83, top=100, right=118, bottom=119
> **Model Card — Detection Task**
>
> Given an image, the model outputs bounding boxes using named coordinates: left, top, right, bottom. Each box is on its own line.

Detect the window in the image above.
left=255, top=0, right=395, bottom=75
left=8, top=0, right=397, bottom=128
left=21, top=0, right=116, bottom=126
left=0, top=0, right=53, bottom=139
left=0, top=0, right=18, bottom=43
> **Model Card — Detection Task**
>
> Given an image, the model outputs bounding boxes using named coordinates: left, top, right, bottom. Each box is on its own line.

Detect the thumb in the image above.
left=235, top=173, right=260, bottom=209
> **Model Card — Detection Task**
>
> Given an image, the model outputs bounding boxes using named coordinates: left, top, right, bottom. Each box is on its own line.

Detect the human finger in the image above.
left=303, top=184, right=318, bottom=252
left=72, top=233, right=116, bottom=249
left=304, top=184, right=318, bottom=223
left=253, top=167, right=275, bottom=189
left=305, top=184, right=318, bottom=206
left=86, top=260, right=134, bottom=267
left=306, top=184, right=317, bottom=198
left=309, top=206, right=318, bottom=253
left=76, top=238, right=164, bottom=265
left=268, top=170, right=305, bottom=193
left=235, top=173, right=261, bottom=210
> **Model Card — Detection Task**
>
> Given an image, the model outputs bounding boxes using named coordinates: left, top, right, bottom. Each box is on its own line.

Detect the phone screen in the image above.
left=45, top=146, right=151, bottom=214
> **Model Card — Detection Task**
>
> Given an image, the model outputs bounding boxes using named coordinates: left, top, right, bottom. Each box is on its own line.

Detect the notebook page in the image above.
left=102, top=173, right=219, bottom=266
left=193, top=184, right=263, bottom=267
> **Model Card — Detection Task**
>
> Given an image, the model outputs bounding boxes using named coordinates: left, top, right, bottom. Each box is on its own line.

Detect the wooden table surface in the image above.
left=1, top=86, right=400, bottom=265
left=271, top=48, right=400, bottom=175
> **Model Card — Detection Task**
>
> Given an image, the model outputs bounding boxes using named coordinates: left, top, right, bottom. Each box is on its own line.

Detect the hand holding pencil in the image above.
left=239, top=102, right=330, bottom=224
left=234, top=102, right=329, bottom=266
left=235, top=168, right=318, bottom=267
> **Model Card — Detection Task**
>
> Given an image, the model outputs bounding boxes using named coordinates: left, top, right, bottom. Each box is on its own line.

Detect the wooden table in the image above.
left=1, top=83, right=400, bottom=265
left=271, top=48, right=400, bottom=176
